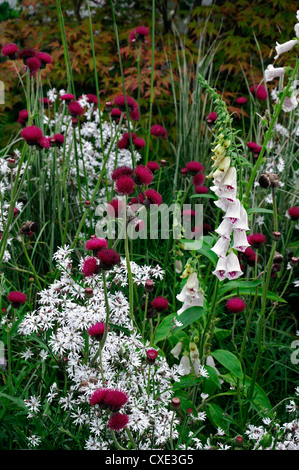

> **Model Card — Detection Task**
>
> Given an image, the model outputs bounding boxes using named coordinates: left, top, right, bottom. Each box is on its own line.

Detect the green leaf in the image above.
left=244, top=376, right=273, bottom=413
left=154, top=307, right=205, bottom=344
left=218, top=279, right=262, bottom=296
left=248, top=208, right=274, bottom=215
left=190, top=194, right=217, bottom=200
left=180, top=239, right=203, bottom=251
left=206, top=403, right=230, bottom=432
left=214, top=328, right=231, bottom=341
left=211, top=349, right=243, bottom=379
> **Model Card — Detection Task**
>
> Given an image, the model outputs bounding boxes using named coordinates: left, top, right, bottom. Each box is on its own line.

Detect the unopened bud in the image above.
left=272, top=231, right=281, bottom=241
left=8, top=158, right=17, bottom=169
left=290, top=257, right=298, bottom=267
left=144, top=279, right=154, bottom=292
left=235, top=436, right=243, bottom=444
left=84, top=200, right=91, bottom=209
left=273, top=251, right=283, bottom=264
left=171, top=397, right=181, bottom=410
left=160, top=159, right=167, bottom=167
left=85, top=287, right=93, bottom=299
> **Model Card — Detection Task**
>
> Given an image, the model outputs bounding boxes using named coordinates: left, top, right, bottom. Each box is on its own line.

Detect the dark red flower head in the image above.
left=103, top=389, right=128, bottom=411
left=17, top=109, right=29, bottom=126
left=89, top=388, right=109, bottom=406
left=133, top=137, right=145, bottom=149
left=26, top=57, right=41, bottom=76
left=206, top=112, right=217, bottom=123
left=86, top=237, right=108, bottom=253
left=19, top=48, right=36, bottom=63
left=114, top=94, right=138, bottom=113
left=60, top=93, right=75, bottom=103
left=134, top=165, right=153, bottom=186
left=36, top=52, right=52, bottom=68
left=250, top=84, right=268, bottom=101
left=68, top=101, right=84, bottom=117
left=146, top=349, right=159, bottom=365
left=152, top=296, right=169, bottom=312
left=151, top=124, right=167, bottom=139
left=247, top=142, right=262, bottom=154
left=143, top=189, right=163, bottom=207
left=98, top=249, right=120, bottom=270
left=226, top=297, right=246, bottom=313
left=193, top=173, right=205, bottom=186
left=243, top=247, right=260, bottom=266
left=107, top=413, right=129, bottom=432
left=236, top=97, right=247, bottom=105
left=8, top=291, right=27, bottom=308
left=21, top=125, right=43, bottom=145
left=110, top=108, right=122, bottom=122
left=37, top=136, right=50, bottom=149
left=135, top=26, right=150, bottom=38
left=147, top=161, right=160, bottom=172
left=115, top=176, right=135, bottom=195
left=195, top=185, right=208, bottom=194
left=247, top=233, right=266, bottom=248
left=203, top=223, right=212, bottom=235
left=106, top=199, right=125, bottom=218
left=87, top=322, right=107, bottom=340
left=185, top=161, right=204, bottom=174
left=2, top=43, right=19, bottom=60
left=288, top=206, right=299, bottom=221
left=86, top=94, right=98, bottom=105
left=82, top=257, right=99, bottom=277
left=52, top=133, right=65, bottom=147
left=112, top=166, right=134, bottom=181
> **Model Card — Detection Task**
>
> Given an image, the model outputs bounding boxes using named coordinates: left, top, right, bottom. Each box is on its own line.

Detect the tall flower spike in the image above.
left=198, top=73, right=248, bottom=280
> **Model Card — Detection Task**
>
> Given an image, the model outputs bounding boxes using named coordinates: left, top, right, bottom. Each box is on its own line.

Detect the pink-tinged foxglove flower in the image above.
left=264, top=64, right=285, bottom=82
left=274, top=39, right=298, bottom=59
left=179, top=355, right=191, bottom=375
left=211, top=236, right=230, bottom=258
left=225, top=252, right=243, bottom=280
left=281, top=92, right=299, bottom=112
left=170, top=342, right=183, bottom=359
left=176, top=272, right=204, bottom=315
left=232, top=229, right=250, bottom=252
left=212, top=256, right=228, bottom=281
left=215, top=218, right=233, bottom=240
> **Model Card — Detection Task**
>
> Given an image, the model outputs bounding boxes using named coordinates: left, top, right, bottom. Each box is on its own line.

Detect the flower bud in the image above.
left=7, top=158, right=17, bottom=169
left=290, top=257, right=298, bottom=267
left=85, top=287, right=93, bottom=299
left=144, top=279, right=154, bottom=292
left=273, top=251, right=283, bottom=264
left=272, top=231, right=281, bottom=241
left=84, top=200, right=91, bottom=209
left=170, top=397, right=181, bottom=410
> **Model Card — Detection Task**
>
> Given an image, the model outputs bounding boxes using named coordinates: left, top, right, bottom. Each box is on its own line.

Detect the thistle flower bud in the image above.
left=85, top=287, right=93, bottom=299
left=272, top=231, right=281, bottom=241
left=7, top=158, right=17, bottom=169
left=290, top=257, right=298, bottom=267
left=84, top=200, right=91, bottom=209
left=258, top=173, right=271, bottom=189
left=273, top=251, right=283, bottom=264
left=144, top=279, right=154, bottom=292
left=170, top=397, right=181, bottom=410
left=146, top=349, right=158, bottom=365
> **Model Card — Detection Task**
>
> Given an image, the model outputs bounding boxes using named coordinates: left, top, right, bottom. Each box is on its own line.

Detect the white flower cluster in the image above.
left=19, top=245, right=187, bottom=450
left=209, top=151, right=249, bottom=280
left=44, top=90, right=141, bottom=203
